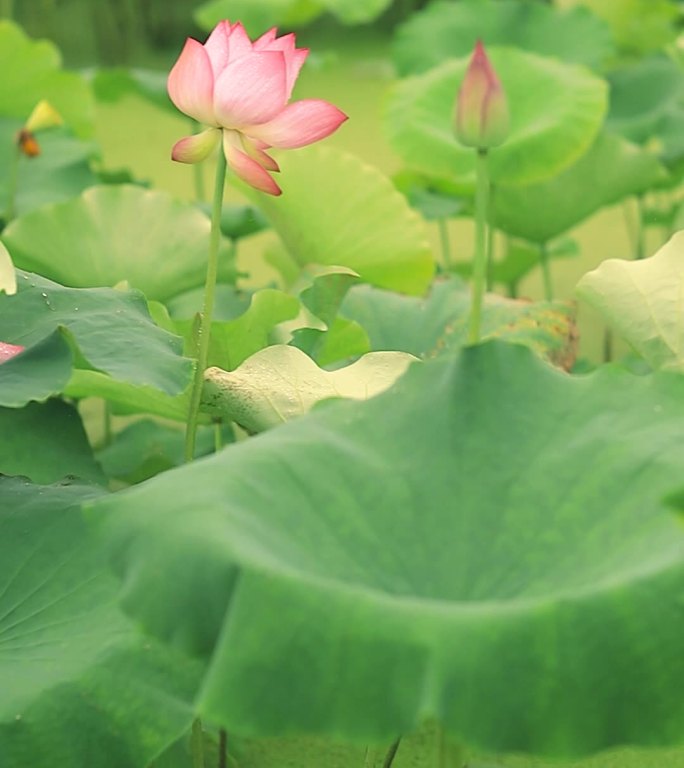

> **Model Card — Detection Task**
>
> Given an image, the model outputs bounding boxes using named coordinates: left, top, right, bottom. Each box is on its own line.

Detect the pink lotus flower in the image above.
left=0, top=341, right=24, bottom=364
left=168, top=21, right=348, bottom=196
left=454, top=40, right=509, bottom=150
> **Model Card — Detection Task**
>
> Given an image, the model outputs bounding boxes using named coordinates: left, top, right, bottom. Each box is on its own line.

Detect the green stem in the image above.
left=364, top=746, right=377, bottom=768
left=191, top=119, right=206, bottom=202
left=102, top=401, right=113, bottom=448
left=486, top=186, right=496, bottom=291
left=5, top=145, right=19, bottom=224
left=438, top=218, right=452, bottom=271
left=603, top=326, right=613, bottom=364
left=635, top=195, right=645, bottom=260
left=468, top=148, right=490, bottom=344
left=539, top=241, right=553, bottom=301
left=191, top=718, right=204, bottom=768
left=382, top=738, right=401, bottom=768
left=218, top=728, right=227, bottom=768
left=433, top=727, right=464, bottom=768
left=184, top=151, right=227, bottom=462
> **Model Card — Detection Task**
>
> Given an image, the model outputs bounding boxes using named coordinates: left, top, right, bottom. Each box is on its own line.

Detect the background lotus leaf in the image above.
left=577, top=0, right=678, bottom=56
left=392, top=0, right=613, bottom=76
left=341, top=277, right=576, bottom=367
left=0, top=20, right=94, bottom=136
left=245, top=146, right=435, bottom=295
left=3, top=185, right=237, bottom=302
left=195, top=0, right=323, bottom=37
left=492, top=132, right=665, bottom=243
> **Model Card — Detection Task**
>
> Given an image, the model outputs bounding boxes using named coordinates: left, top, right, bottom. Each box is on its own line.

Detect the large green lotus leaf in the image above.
left=0, top=329, right=72, bottom=407
left=0, top=477, right=202, bottom=768
left=210, top=728, right=684, bottom=768
left=89, top=341, right=684, bottom=757
left=578, top=0, right=678, bottom=56
left=195, top=0, right=322, bottom=36
left=493, top=132, right=665, bottom=243
left=0, top=399, right=104, bottom=484
left=0, top=271, right=191, bottom=394
left=0, top=21, right=93, bottom=136
left=247, top=146, right=435, bottom=295
left=2, top=185, right=236, bottom=302
left=201, top=345, right=417, bottom=433
left=386, top=49, right=608, bottom=187
left=486, top=238, right=579, bottom=290
left=393, top=0, right=613, bottom=76
left=341, top=277, right=575, bottom=367
left=576, top=231, right=684, bottom=371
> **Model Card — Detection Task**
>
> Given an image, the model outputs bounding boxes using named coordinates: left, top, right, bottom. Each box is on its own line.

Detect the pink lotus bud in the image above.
left=167, top=20, right=348, bottom=195
left=455, top=40, right=510, bottom=150
left=0, top=341, right=24, bottom=364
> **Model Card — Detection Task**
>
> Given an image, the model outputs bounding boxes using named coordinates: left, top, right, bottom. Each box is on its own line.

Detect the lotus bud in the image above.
left=454, top=40, right=509, bottom=150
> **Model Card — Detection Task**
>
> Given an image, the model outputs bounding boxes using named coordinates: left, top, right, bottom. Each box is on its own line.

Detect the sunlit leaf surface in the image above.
left=247, top=146, right=435, bottom=295
left=577, top=231, right=684, bottom=371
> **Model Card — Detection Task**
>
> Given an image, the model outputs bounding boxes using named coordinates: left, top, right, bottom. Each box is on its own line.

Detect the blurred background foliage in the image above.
left=5, top=0, right=684, bottom=365
left=6, top=0, right=430, bottom=66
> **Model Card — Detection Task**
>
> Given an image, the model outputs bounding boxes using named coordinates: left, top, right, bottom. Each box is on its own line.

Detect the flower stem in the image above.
left=184, top=151, right=227, bottom=462
left=438, top=219, right=452, bottom=271
left=5, top=145, right=19, bottom=224
left=539, top=241, right=553, bottom=301
left=190, top=119, right=207, bottom=202
left=634, top=194, right=645, bottom=260
left=468, top=148, right=490, bottom=344
left=218, top=728, right=227, bottom=768
left=382, top=737, right=401, bottom=768
left=191, top=717, right=204, bottom=768
left=433, top=726, right=464, bottom=768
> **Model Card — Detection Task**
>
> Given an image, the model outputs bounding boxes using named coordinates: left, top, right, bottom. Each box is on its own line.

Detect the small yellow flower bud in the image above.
left=24, top=100, right=63, bottom=133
